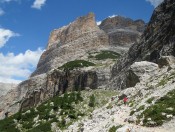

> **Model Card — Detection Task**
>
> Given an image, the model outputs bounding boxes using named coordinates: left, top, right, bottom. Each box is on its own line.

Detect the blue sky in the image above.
left=0, top=0, right=163, bottom=83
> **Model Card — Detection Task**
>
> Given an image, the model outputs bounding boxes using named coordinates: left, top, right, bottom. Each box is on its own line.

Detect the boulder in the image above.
left=129, top=61, right=159, bottom=81
left=111, top=61, right=159, bottom=89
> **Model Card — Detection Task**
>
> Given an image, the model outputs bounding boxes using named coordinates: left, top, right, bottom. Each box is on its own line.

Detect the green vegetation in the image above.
left=106, top=103, right=113, bottom=109
left=146, top=97, right=155, bottom=104
left=137, top=89, right=175, bottom=127
left=0, top=92, right=84, bottom=132
left=130, top=105, right=145, bottom=116
left=95, top=50, right=120, bottom=60
left=137, top=105, right=145, bottom=111
left=88, top=50, right=120, bottom=60
left=0, top=116, right=20, bottom=132
left=157, top=78, right=169, bottom=87
left=0, top=89, right=118, bottom=132
left=109, top=125, right=122, bottom=132
left=130, top=110, right=135, bottom=116
left=58, top=60, right=95, bottom=70
left=157, top=71, right=175, bottom=87
left=89, top=94, right=96, bottom=107
left=128, top=100, right=135, bottom=107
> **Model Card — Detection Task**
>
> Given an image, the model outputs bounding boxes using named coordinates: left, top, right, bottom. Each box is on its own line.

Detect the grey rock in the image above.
left=99, top=16, right=145, bottom=47
left=110, top=0, right=175, bottom=90
left=158, top=56, right=175, bottom=68
left=31, top=13, right=109, bottom=77
left=0, top=83, right=17, bottom=97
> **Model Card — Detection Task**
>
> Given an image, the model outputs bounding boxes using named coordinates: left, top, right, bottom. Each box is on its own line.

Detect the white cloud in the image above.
left=31, top=0, right=47, bottom=9
left=96, top=21, right=101, bottom=26
left=108, top=14, right=118, bottom=18
left=0, top=0, right=18, bottom=2
left=0, top=28, right=19, bottom=48
left=0, top=8, right=5, bottom=16
left=0, top=48, right=44, bottom=84
left=146, top=0, right=163, bottom=7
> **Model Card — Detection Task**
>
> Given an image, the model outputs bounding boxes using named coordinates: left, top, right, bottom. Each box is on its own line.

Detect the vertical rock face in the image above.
left=110, top=0, right=175, bottom=90
left=99, top=16, right=145, bottom=47
left=47, top=13, right=98, bottom=50
left=0, top=70, right=98, bottom=118
left=21, top=70, right=97, bottom=110
left=32, top=13, right=109, bottom=77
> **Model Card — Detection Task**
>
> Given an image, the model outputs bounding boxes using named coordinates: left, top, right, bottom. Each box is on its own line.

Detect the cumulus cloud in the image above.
left=0, top=8, right=5, bottom=16
left=0, top=28, right=19, bottom=48
left=146, top=0, right=163, bottom=7
left=96, top=21, right=101, bottom=26
left=0, top=48, right=44, bottom=84
left=31, top=0, right=47, bottom=9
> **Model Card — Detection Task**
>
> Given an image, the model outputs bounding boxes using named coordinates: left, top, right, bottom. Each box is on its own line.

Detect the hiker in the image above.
left=123, top=96, right=128, bottom=105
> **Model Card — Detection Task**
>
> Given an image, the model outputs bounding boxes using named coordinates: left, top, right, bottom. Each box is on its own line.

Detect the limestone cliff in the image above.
left=110, top=0, right=175, bottom=90
left=31, top=13, right=109, bottom=77
left=99, top=16, right=145, bottom=47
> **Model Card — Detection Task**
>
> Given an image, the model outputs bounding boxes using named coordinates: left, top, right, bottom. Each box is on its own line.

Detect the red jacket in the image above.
left=123, top=97, right=128, bottom=102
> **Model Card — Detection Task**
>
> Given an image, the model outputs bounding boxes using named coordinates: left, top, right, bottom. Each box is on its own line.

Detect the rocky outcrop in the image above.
left=110, top=0, right=175, bottom=90
left=31, top=13, right=109, bottom=77
left=125, top=61, right=159, bottom=88
left=21, top=70, right=98, bottom=110
left=0, top=74, right=47, bottom=119
left=0, top=83, right=17, bottom=97
left=99, top=16, right=145, bottom=47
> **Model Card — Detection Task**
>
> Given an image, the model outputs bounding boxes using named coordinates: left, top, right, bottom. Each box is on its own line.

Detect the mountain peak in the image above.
left=47, top=12, right=97, bottom=50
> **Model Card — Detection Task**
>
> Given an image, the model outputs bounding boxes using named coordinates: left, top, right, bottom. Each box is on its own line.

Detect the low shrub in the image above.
left=109, top=125, right=122, bottom=132
left=94, top=50, right=120, bottom=60
left=58, top=60, right=95, bottom=70
left=0, top=91, right=84, bottom=131
left=138, top=89, right=175, bottom=127
left=146, top=97, right=155, bottom=104
left=89, top=94, right=96, bottom=107
left=137, top=105, right=145, bottom=111
left=130, top=110, right=135, bottom=116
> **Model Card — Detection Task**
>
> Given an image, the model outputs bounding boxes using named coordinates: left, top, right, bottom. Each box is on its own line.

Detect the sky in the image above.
left=0, top=0, right=164, bottom=84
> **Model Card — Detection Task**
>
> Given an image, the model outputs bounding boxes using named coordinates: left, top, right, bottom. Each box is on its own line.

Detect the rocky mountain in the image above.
left=0, top=13, right=144, bottom=120
left=1, top=0, right=175, bottom=131
left=99, top=16, right=145, bottom=48
left=31, top=13, right=109, bottom=77
left=110, top=0, right=175, bottom=90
